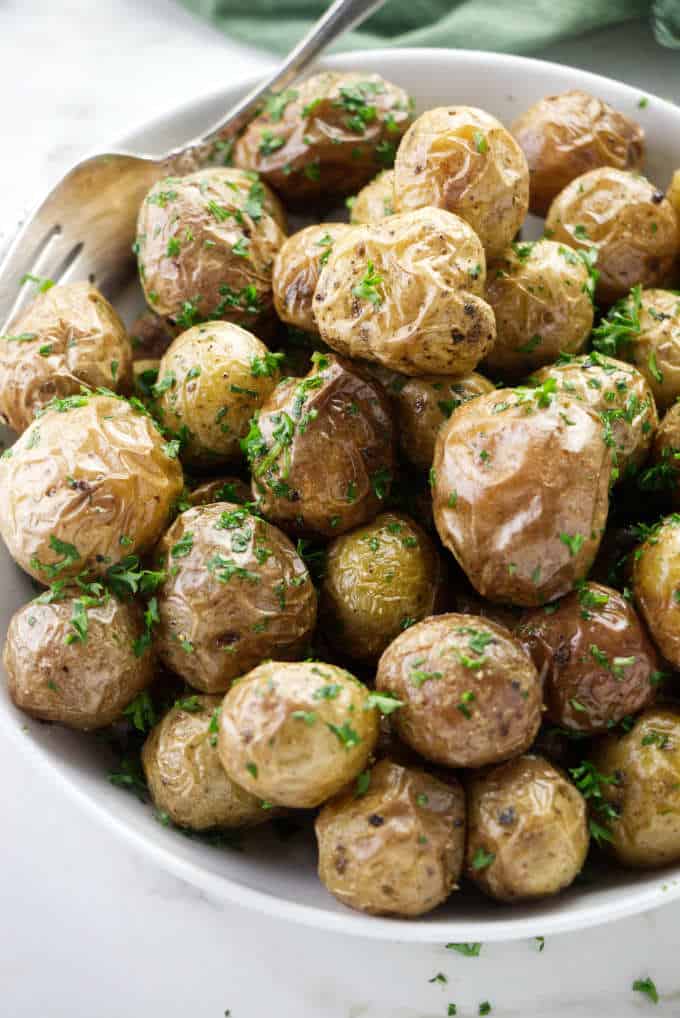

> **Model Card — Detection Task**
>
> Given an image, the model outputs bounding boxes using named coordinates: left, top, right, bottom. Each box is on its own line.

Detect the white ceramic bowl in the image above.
left=3, top=48, right=680, bottom=943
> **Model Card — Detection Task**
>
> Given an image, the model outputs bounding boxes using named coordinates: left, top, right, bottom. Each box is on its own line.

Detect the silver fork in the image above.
left=0, top=0, right=386, bottom=331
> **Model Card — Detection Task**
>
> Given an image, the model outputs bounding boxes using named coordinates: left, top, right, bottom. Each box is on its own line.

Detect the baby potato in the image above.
left=511, top=89, right=645, bottom=216
left=591, top=709, right=680, bottom=867
left=272, top=223, right=352, bottom=333
left=142, top=695, right=269, bottom=830
left=136, top=168, right=286, bottom=329
left=0, top=282, right=133, bottom=434
left=153, top=322, right=280, bottom=467
left=432, top=386, right=612, bottom=606
left=545, top=168, right=678, bottom=304
left=217, top=660, right=379, bottom=808
left=320, top=512, right=444, bottom=662
left=233, top=72, right=413, bottom=208
left=393, top=105, right=529, bottom=258
left=188, top=476, right=251, bottom=507
left=3, top=591, right=153, bottom=730
left=667, top=168, right=680, bottom=220
left=633, top=514, right=680, bottom=668
left=0, top=394, right=183, bottom=583
left=649, top=402, right=680, bottom=504
left=315, top=759, right=465, bottom=917
left=313, top=208, right=496, bottom=376
left=350, top=170, right=395, bottom=225
left=466, top=754, right=589, bottom=902
left=518, top=582, right=659, bottom=734
left=246, top=352, right=395, bottom=537
left=376, top=613, right=541, bottom=768
left=155, top=503, right=317, bottom=693
left=484, top=239, right=594, bottom=380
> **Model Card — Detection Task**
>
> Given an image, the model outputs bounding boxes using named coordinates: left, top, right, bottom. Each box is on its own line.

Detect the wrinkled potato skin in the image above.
left=545, top=169, right=678, bottom=304
left=249, top=354, right=395, bottom=537
left=136, top=168, right=286, bottom=327
left=621, top=289, right=680, bottom=411
left=518, top=582, right=658, bottom=733
left=432, top=389, right=612, bottom=606
left=320, top=512, right=444, bottom=662
left=0, top=395, right=183, bottom=583
left=652, top=402, right=680, bottom=505
left=484, top=240, right=594, bottom=379
left=376, top=613, right=541, bottom=768
left=142, top=695, right=269, bottom=830
left=0, top=282, right=133, bottom=434
left=394, top=106, right=529, bottom=258
left=155, top=503, right=317, bottom=692
left=351, top=170, right=396, bottom=225
left=155, top=322, right=280, bottom=467
left=3, top=594, right=153, bottom=729
left=313, top=208, right=495, bottom=376
left=273, top=224, right=352, bottom=333
left=217, top=660, right=379, bottom=808
left=592, top=709, right=680, bottom=867
left=188, top=476, right=251, bottom=507
left=533, top=353, right=658, bottom=477
left=633, top=515, right=680, bottom=668
left=511, top=90, right=645, bottom=216
left=316, top=759, right=465, bottom=917
left=466, top=755, right=589, bottom=902
left=234, top=72, right=413, bottom=208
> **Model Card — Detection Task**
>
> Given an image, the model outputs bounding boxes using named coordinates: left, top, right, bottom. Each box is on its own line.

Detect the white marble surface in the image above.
left=2, top=2, right=680, bottom=1015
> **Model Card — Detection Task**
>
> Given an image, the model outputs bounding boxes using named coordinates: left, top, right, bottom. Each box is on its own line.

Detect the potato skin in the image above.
left=612, top=289, right=680, bottom=412
left=3, top=593, right=153, bottom=729
left=545, top=169, right=678, bottom=304
left=142, top=695, right=268, bottom=830
left=484, top=239, right=594, bottom=379
left=394, top=106, right=529, bottom=258
left=0, top=394, right=183, bottom=583
left=633, top=514, right=680, bottom=668
left=217, top=660, right=379, bottom=808
left=517, top=582, right=658, bottom=733
left=315, top=759, right=465, bottom=917
left=432, top=387, right=612, bottom=606
left=155, top=503, right=317, bottom=692
left=350, top=170, right=395, bottom=225
left=313, top=208, right=495, bottom=376
left=233, top=72, right=413, bottom=208
left=376, top=613, right=541, bottom=768
left=511, top=90, right=645, bottom=216
left=188, top=476, right=251, bottom=508
left=465, top=754, right=589, bottom=902
left=0, top=282, right=133, bottom=434
left=272, top=224, right=352, bottom=334
left=651, top=402, right=680, bottom=505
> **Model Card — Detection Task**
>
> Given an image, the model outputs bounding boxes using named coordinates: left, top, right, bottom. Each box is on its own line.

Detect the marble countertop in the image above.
left=2, top=2, right=680, bottom=1015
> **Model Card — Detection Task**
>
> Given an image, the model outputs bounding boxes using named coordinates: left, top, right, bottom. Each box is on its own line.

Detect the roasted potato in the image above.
left=393, top=105, right=529, bottom=258
left=217, top=660, right=379, bottom=808
left=350, top=170, right=395, bottom=225
left=648, top=401, right=680, bottom=503
left=188, top=475, right=251, bottom=507
left=272, top=223, right=352, bottom=333
left=313, top=207, right=496, bottom=376
left=432, top=386, right=612, bottom=606
left=154, top=503, right=317, bottom=692
left=376, top=613, right=541, bottom=768
left=315, top=759, right=465, bottom=917
left=511, top=90, right=645, bottom=216
left=633, top=514, right=680, bottom=668
left=0, top=393, right=183, bottom=583
left=545, top=168, right=678, bottom=304
left=667, top=168, right=680, bottom=220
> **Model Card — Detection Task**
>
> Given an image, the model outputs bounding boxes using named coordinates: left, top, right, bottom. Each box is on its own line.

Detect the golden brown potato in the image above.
left=633, top=514, right=680, bottom=668
left=545, top=168, right=678, bottom=304
left=315, top=759, right=465, bottom=917
left=188, top=476, right=251, bottom=507
left=376, top=613, right=541, bottom=768
left=246, top=352, right=395, bottom=537
left=667, top=169, right=680, bottom=221
left=432, top=386, right=612, bottom=606
left=511, top=90, right=645, bottom=216
left=272, top=223, right=352, bottom=333
left=0, top=282, right=133, bottom=434
left=155, top=503, right=317, bottom=693
left=517, top=582, right=659, bottom=733
left=466, top=755, right=589, bottom=902
left=135, top=168, right=286, bottom=329
left=393, top=105, right=529, bottom=258
left=0, top=394, right=183, bottom=583
left=313, top=208, right=496, bottom=376
left=350, top=170, right=395, bottom=225
left=648, top=401, right=680, bottom=504
left=591, top=709, right=680, bottom=867
left=484, top=239, right=594, bottom=380
left=233, top=72, right=413, bottom=208
left=3, top=591, right=153, bottom=730
left=153, top=322, right=280, bottom=467
left=142, top=694, right=270, bottom=830
left=217, top=660, right=379, bottom=808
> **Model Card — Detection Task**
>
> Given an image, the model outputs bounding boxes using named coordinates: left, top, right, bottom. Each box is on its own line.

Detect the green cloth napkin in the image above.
left=179, top=0, right=680, bottom=54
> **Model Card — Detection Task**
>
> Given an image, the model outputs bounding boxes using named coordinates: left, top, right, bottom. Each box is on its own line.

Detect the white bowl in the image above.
left=3, top=47, right=680, bottom=943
